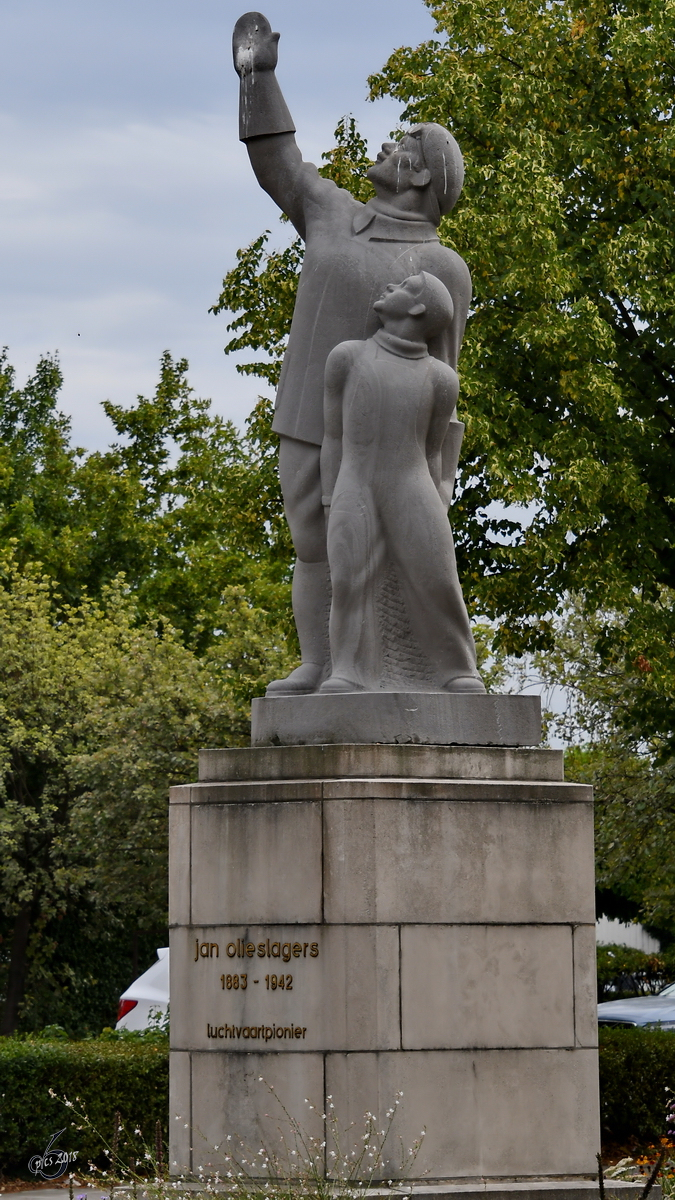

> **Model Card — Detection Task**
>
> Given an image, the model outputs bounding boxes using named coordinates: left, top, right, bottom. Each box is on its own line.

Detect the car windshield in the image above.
left=659, top=982, right=675, bottom=998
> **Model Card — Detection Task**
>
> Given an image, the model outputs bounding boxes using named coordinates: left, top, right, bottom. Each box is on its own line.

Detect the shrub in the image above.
left=599, top=1026, right=675, bottom=1144
left=0, top=1033, right=168, bottom=1176
left=597, top=943, right=675, bottom=1002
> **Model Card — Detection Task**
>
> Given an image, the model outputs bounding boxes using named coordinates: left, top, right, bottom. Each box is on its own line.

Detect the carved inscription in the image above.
left=195, top=938, right=319, bottom=962
left=192, top=931, right=320, bottom=1043
left=206, top=1023, right=307, bottom=1041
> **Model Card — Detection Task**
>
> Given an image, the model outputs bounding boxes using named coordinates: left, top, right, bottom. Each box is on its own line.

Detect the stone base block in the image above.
left=170, top=743, right=598, bottom=1182
left=251, top=692, right=541, bottom=747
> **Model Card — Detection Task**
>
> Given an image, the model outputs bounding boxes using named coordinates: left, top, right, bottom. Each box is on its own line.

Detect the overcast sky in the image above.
left=0, top=0, right=436, bottom=450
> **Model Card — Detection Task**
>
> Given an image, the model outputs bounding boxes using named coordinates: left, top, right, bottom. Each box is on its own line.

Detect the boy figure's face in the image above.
left=373, top=275, right=425, bottom=325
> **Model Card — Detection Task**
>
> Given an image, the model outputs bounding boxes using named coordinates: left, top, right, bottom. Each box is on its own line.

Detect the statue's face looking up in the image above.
left=374, top=272, right=455, bottom=340
left=367, top=135, right=428, bottom=198
left=374, top=275, right=426, bottom=323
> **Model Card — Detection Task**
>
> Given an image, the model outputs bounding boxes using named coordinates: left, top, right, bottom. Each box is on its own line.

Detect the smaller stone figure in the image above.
left=320, top=272, right=485, bottom=694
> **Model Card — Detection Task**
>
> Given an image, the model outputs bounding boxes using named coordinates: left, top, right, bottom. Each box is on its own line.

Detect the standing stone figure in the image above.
left=320, top=272, right=484, bottom=694
left=233, top=12, right=474, bottom=695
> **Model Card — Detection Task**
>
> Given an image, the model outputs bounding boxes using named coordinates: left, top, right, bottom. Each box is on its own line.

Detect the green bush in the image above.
left=0, top=1034, right=169, bottom=1176
left=597, top=943, right=675, bottom=1002
left=599, top=1026, right=675, bottom=1144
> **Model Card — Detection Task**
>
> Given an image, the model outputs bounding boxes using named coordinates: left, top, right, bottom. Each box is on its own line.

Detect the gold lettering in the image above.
left=257, top=943, right=266, bottom=957
left=302, top=1027, right=307, bottom=1037
left=282, top=942, right=291, bottom=962
left=226, top=943, right=237, bottom=958
left=210, top=943, right=219, bottom=957
left=200, top=943, right=209, bottom=958
left=303, top=942, right=309, bottom=956
left=246, top=943, right=255, bottom=958
left=292, top=943, right=301, bottom=958
left=310, top=943, right=319, bottom=957
left=271, top=942, right=280, bottom=957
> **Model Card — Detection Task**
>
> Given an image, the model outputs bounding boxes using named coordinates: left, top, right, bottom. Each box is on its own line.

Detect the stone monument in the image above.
left=167, top=14, right=621, bottom=1199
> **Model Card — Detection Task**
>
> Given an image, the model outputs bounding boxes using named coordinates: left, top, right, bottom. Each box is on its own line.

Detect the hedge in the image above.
left=599, top=1026, right=675, bottom=1144
left=0, top=1027, right=673, bottom=1174
left=0, top=1035, right=169, bottom=1176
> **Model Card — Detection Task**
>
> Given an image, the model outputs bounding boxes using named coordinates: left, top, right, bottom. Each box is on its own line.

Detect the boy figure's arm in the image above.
left=426, top=363, right=460, bottom=500
left=321, top=343, right=356, bottom=509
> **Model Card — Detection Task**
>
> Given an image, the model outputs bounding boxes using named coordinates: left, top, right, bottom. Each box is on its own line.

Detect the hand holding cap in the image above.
left=233, top=12, right=280, bottom=76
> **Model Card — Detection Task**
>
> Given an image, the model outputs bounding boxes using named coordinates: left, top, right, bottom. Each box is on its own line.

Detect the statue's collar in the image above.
left=372, top=329, right=429, bottom=359
left=353, top=202, right=438, bottom=243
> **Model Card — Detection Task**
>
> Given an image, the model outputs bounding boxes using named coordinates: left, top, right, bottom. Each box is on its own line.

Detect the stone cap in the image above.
left=251, top=692, right=541, bottom=749
left=198, top=744, right=564, bottom=783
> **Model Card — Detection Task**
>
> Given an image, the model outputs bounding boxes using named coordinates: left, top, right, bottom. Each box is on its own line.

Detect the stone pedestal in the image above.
left=251, top=691, right=541, bottom=747
left=169, top=740, right=600, bottom=1183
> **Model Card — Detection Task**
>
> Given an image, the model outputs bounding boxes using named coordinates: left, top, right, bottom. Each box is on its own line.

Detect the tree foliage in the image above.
left=367, top=0, right=675, bottom=728
left=0, top=351, right=300, bottom=1033
left=0, top=559, right=242, bottom=1034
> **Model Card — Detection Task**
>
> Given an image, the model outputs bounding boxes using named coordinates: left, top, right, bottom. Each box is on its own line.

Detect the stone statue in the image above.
left=320, top=272, right=484, bottom=694
left=232, top=12, right=479, bottom=695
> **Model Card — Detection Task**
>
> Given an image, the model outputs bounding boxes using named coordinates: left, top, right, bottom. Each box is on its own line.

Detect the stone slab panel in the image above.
left=325, top=1048, right=600, bottom=1179
left=324, top=799, right=595, bottom=925
left=366, top=1186, right=653, bottom=1200
left=189, top=1050, right=325, bottom=1174
left=199, top=745, right=564, bottom=783
left=401, top=925, right=574, bottom=1049
left=251, top=693, right=541, bottom=748
left=169, top=1050, right=191, bottom=1173
left=190, top=801, right=322, bottom=925
left=168, top=803, right=191, bottom=926
left=573, top=924, right=598, bottom=1048
left=170, top=924, right=399, bottom=1052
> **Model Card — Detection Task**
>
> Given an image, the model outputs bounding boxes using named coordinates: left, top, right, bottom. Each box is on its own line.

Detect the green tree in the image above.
left=0, top=556, right=247, bottom=1035
left=367, top=0, right=675, bottom=730
left=0, top=349, right=297, bottom=666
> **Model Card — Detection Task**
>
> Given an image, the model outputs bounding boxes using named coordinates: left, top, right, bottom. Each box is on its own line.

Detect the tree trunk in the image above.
left=0, top=904, right=33, bottom=1035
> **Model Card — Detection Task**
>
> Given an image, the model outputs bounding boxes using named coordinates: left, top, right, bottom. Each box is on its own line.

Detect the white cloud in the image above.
left=0, top=0, right=435, bottom=449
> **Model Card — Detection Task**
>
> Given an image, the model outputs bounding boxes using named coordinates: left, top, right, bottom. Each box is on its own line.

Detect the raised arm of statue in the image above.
left=232, top=12, right=328, bottom=238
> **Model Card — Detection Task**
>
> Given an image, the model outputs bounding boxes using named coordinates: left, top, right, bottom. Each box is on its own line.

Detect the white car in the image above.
left=116, top=947, right=169, bottom=1030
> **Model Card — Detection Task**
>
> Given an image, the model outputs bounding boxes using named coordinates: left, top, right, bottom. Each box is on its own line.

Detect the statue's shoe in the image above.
left=265, top=662, right=323, bottom=696
left=318, top=676, right=364, bottom=694
left=442, top=675, right=487, bottom=694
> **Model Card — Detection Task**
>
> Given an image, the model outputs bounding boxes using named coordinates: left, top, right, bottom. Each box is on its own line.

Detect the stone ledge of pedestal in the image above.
left=198, top=744, right=564, bottom=784
left=367, top=1186, right=656, bottom=1200
left=251, top=693, right=541, bottom=749
left=170, top=778, right=591, bottom=805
